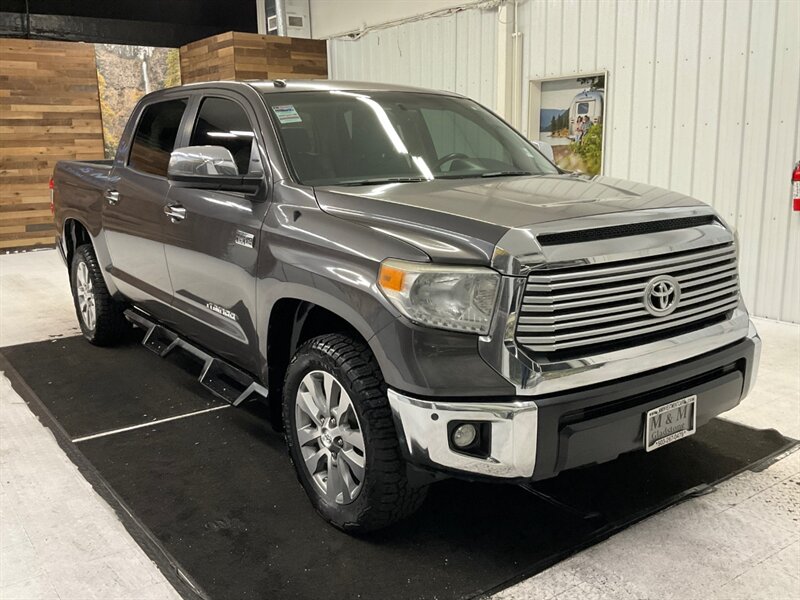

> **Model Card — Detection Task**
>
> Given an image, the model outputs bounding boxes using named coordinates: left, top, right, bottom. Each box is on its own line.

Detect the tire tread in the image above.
left=282, top=333, right=427, bottom=532
left=71, top=244, right=129, bottom=345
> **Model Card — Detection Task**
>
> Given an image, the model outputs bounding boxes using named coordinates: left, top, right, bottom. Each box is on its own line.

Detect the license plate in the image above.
left=644, top=395, right=697, bottom=452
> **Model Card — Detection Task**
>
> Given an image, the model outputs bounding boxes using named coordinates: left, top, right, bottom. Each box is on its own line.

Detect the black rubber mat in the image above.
left=2, top=334, right=225, bottom=439
left=2, top=336, right=794, bottom=600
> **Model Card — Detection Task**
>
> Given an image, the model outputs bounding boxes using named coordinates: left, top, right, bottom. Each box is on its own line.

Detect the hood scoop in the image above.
left=536, top=215, right=718, bottom=246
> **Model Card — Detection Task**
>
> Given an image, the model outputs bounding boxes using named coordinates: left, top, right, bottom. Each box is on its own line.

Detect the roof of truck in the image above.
left=174, top=79, right=462, bottom=97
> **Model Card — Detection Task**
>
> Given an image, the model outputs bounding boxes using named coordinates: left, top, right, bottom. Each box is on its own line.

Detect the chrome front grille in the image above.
left=515, top=243, right=740, bottom=355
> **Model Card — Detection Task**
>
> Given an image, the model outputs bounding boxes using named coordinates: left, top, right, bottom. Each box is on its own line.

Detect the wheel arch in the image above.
left=61, top=216, right=119, bottom=297
left=265, top=296, right=376, bottom=413
left=62, top=217, right=93, bottom=267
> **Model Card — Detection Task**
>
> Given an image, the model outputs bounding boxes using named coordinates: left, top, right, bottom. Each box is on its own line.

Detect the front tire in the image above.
left=282, top=333, right=427, bottom=532
left=70, top=244, right=129, bottom=345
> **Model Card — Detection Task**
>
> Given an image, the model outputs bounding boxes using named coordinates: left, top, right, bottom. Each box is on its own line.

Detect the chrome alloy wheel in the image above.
left=295, top=370, right=366, bottom=505
left=75, top=261, right=96, bottom=330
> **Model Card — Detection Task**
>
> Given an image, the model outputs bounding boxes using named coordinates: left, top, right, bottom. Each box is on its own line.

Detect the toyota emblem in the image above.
left=643, top=275, right=680, bottom=316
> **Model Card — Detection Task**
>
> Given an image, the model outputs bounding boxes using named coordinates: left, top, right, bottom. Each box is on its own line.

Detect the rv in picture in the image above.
left=569, top=89, right=604, bottom=139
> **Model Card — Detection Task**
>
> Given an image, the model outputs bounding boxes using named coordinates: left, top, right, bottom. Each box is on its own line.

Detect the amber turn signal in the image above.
left=378, top=263, right=405, bottom=292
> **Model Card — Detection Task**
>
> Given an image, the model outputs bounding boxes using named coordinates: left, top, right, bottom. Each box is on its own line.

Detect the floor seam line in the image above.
left=71, top=405, right=231, bottom=443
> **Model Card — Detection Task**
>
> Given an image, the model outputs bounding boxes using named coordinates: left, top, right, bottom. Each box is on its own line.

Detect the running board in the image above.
left=124, top=309, right=268, bottom=407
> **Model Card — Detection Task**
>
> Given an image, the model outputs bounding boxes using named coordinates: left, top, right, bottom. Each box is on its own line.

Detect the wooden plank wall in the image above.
left=179, top=32, right=237, bottom=83
left=0, top=32, right=325, bottom=251
left=0, top=38, right=104, bottom=251
left=180, top=32, right=327, bottom=84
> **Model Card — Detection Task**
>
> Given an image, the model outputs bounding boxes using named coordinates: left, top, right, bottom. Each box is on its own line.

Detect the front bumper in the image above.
left=388, top=324, right=760, bottom=481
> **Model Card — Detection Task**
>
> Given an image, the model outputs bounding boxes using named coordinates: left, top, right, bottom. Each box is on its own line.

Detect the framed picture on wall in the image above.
left=527, top=72, right=608, bottom=176
left=95, top=44, right=182, bottom=159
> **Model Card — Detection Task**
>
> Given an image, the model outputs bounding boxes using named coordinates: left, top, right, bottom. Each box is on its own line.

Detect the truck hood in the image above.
left=314, top=174, right=708, bottom=265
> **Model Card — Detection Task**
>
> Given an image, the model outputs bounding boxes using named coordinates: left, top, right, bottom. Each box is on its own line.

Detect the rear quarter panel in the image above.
left=53, top=160, right=117, bottom=279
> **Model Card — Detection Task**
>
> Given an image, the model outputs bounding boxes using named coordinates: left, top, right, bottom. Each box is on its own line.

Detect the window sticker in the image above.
left=272, top=105, right=302, bottom=124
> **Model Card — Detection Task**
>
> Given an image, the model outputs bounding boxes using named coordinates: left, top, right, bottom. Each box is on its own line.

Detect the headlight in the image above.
left=377, top=259, right=500, bottom=334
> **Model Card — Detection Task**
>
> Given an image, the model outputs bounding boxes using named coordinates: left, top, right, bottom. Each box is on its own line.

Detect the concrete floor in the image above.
left=1, top=249, right=798, bottom=600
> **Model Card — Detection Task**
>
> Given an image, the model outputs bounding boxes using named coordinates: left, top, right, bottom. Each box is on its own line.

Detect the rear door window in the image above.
left=128, top=98, right=188, bottom=177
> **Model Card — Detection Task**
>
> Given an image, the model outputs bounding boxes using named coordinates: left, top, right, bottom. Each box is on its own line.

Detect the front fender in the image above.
left=255, top=188, right=429, bottom=383
left=255, top=186, right=515, bottom=396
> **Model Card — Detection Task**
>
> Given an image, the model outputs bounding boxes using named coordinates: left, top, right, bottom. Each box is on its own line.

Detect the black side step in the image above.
left=124, top=309, right=268, bottom=407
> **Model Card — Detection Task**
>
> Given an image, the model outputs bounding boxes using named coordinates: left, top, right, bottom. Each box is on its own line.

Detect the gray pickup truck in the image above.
left=53, top=80, right=760, bottom=532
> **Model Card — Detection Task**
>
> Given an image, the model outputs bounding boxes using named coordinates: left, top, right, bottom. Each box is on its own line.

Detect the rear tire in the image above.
left=282, top=333, right=428, bottom=533
left=70, top=244, right=129, bottom=346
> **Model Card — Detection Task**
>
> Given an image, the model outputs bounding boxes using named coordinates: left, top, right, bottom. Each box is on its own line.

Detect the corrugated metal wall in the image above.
left=328, top=7, right=498, bottom=110
left=327, top=0, right=800, bottom=323
left=519, top=0, right=799, bottom=323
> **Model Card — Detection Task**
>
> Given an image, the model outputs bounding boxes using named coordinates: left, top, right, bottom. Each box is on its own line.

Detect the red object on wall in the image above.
left=793, top=162, right=800, bottom=212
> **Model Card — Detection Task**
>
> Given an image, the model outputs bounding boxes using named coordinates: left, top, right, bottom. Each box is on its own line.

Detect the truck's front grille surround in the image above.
left=515, top=242, right=740, bottom=357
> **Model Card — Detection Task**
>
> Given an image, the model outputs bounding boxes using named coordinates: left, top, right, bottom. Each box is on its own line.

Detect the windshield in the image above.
left=262, top=90, right=558, bottom=186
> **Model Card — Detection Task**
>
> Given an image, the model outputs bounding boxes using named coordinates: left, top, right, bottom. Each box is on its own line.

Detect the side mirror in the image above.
left=167, top=146, right=262, bottom=194
left=530, top=140, right=555, bottom=163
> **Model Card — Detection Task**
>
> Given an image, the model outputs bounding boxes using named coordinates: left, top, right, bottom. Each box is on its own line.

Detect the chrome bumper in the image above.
left=387, top=390, right=539, bottom=478
left=389, top=323, right=761, bottom=479
left=743, top=320, right=762, bottom=398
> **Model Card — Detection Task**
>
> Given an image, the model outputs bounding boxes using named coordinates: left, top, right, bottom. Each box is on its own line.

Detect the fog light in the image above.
left=452, top=423, right=477, bottom=448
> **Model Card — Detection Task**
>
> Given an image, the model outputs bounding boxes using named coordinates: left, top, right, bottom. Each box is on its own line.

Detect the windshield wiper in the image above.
left=479, top=170, right=532, bottom=178
left=436, top=171, right=532, bottom=180
left=338, top=177, right=430, bottom=186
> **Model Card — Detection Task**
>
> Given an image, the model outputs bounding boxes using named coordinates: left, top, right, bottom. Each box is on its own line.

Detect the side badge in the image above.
left=206, top=303, right=238, bottom=321
left=235, top=230, right=255, bottom=248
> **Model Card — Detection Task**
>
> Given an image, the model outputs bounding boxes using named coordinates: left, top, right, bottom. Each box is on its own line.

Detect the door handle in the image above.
left=104, top=190, right=120, bottom=205
left=163, top=203, right=186, bottom=223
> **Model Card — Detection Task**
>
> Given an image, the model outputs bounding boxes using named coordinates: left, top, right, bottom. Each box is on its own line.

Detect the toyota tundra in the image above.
left=52, top=80, right=760, bottom=532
